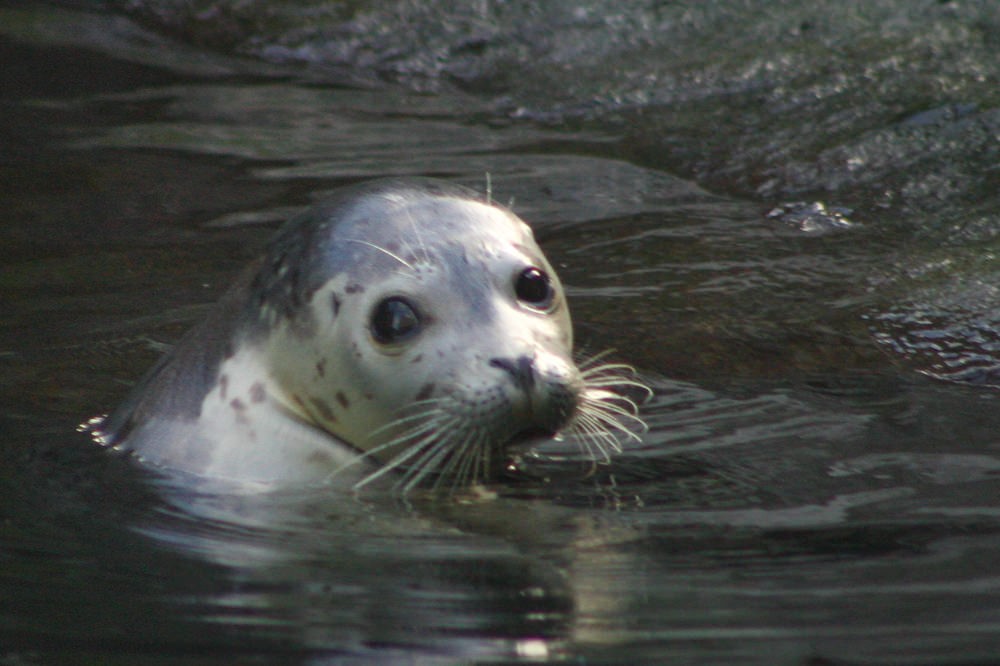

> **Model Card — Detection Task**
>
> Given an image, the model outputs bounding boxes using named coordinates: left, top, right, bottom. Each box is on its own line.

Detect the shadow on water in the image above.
left=3, top=3, right=1000, bottom=664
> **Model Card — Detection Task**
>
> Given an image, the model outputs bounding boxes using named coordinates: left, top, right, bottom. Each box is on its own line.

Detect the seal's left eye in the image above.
left=515, top=267, right=555, bottom=310
left=371, top=297, right=421, bottom=344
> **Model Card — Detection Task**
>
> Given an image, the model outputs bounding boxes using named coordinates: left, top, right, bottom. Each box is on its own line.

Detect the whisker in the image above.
left=344, top=238, right=414, bottom=270
left=582, top=399, right=646, bottom=439
left=570, top=412, right=624, bottom=458
left=349, top=412, right=457, bottom=490
left=325, top=429, right=426, bottom=483
left=353, top=438, right=432, bottom=490
left=398, top=438, right=452, bottom=495
left=390, top=417, right=466, bottom=494
left=429, top=428, right=473, bottom=491
left=340, top=410, right=447, bottom=482
left=457, top=428, right=491, bottom=490
left=539, top=355, right=652, bottom=469
left=476, top=429, right=492, bottom=483
left=373, top=418, right=443, bottom=450
left=582, top=414, right=642, bottom=450
left=407, top=432, right=461, bottom=488
left=581, top=394, right=645, bottom=428
left=579, top=362, right=636, bottom=378
left=563, top=423, right=607, bottom=463
left=575, top=348, right=619, bottom=370
left=582, top=376, right=653, bottom=402
left=345, top=347, right=651, bottom=494
left=367, top=399, right=446, bottom=437
left=581, top=375, right=652, bottom=393
left=400, top=199, right=432, bottom=266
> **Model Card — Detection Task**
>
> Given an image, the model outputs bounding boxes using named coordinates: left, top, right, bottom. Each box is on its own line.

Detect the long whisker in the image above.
left=581, top=375, right=653, bottom=394
left=580, top=400, right=646, bottom=442
left=449, top=427, right=490, bottom=492
left=398, top=434, right=455, bottom=494
left=355, top=433, right=437, bottom=490
left=431, top=426, right=475, bottom=489
left=578, top=353, right=652, bottom=381
left=344, top=238, right=414, bottom=270
left=366, top=408, right=444, bottom=444
left=575, top=348, right=620, bottom=370
left=571, top=412, right=624, bottom=458
left=344, top=349, right=651, bottom=494
left=538, top=350, right=652, bottom=467
left=344, top=407, right=455, bottom=489
left=326, top=411, right=439, bottom=482
left=580, top=370, right=653, bottom=400
left=400, top=198, right=432, bottom=266
left=581, top=393, right=647, bottom=428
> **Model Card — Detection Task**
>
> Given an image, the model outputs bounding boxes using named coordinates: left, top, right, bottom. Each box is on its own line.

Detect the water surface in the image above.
left=3, top=4, right=1000, bottom=664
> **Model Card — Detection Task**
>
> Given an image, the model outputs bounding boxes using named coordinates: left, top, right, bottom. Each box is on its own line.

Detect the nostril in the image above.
left=489, top=355, right=536, bottom=391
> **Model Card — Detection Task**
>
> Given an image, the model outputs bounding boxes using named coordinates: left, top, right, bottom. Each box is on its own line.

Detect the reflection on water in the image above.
left=3, top=5, right=1000, bottom=665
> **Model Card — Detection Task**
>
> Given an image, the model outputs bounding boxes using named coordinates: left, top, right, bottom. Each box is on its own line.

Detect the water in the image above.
left=3, top=4, right=1000, bottom=664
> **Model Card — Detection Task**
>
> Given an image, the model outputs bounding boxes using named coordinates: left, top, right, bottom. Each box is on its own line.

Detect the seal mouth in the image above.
left=506, top=426, right=560, bottom=449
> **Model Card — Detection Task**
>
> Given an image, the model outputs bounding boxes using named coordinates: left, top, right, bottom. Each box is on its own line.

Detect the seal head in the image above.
left=100, top=179, right=644, bottom=491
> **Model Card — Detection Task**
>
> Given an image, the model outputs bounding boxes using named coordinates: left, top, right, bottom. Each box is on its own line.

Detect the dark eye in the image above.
left=515, top=267, right=555, bottom=310
left=371, top=297, right=421, bottom=344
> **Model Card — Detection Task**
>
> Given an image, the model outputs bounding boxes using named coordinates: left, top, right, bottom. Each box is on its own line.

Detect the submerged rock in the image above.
left=112, top=0, right=1000, bottom=223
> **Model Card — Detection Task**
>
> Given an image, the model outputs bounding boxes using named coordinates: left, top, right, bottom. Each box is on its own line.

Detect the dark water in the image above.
left=3, top=3, right=1000, bottom=664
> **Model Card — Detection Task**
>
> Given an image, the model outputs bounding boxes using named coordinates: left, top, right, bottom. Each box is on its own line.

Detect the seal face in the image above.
left=97, top=178, right=646, bottom=491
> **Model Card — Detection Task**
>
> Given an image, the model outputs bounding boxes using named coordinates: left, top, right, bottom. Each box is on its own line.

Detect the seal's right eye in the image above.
left=371, top=297, right=421, bottom=345
left=515, top=267, right=555, bottom=311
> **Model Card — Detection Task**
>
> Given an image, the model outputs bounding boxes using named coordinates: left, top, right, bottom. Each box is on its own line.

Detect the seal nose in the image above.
left=489, top=355, right=536, bottom=392
left=489, top=354, right=577, bottom=435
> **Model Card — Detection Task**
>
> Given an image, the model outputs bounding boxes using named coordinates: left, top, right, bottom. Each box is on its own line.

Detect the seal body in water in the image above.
left=98, top=178, right=645, bottom=491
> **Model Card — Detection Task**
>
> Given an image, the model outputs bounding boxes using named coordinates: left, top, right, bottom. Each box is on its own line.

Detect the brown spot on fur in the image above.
left=415, top=383, right=436, bottom=401
left=315, top=358, right=326, bottom=378
left=331, top=293, right=341, bottom=316
left=218, top=374, right=229, bottom=400
left=249, top=382, right=266, bottom=403
left=346, top=283, right=363, bottom=294
left=411, top=354, right=423, bottom=364
left=307, top=450, right=334, bottom=467
left=230, top=398, right=248, bottom=424
left=336, top=391, right=350, bottom=409
left=310, top=397, right=336, bottom=423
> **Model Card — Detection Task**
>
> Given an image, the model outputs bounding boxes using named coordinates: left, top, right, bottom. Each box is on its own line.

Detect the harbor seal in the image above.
left=95, top=178, right=646, bottom=492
